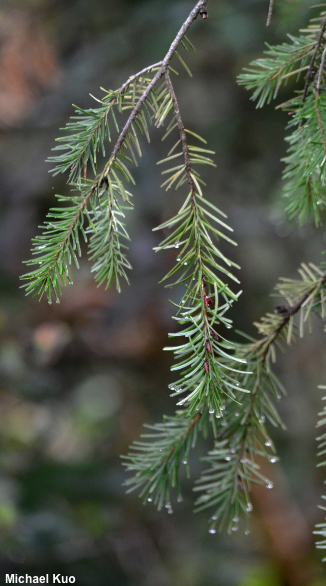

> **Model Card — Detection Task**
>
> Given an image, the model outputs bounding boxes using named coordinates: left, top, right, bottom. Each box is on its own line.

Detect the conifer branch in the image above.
left=21, top=0, right=326, bottom=550
left=122, top=411, right=203, bottom=509
left=193, top=260, right=326, bottom=531
left=101, top=0, right=207, bottom=182
left=21, top=0, right=208, bottom=302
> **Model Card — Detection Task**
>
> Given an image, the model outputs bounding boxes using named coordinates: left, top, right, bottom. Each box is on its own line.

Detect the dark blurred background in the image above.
left=1, top=0, right=326, bottom=584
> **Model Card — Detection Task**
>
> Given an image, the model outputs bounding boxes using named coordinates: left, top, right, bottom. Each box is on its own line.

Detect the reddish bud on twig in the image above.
left=205, top=340, right=212, bottom=353
left=274, top=305, right=288, bottom=314
left=204, top=295, right=214, bottom=308
left=204, top=360, right=209, bottom=374
left=210, top=329, right=219, bottom=341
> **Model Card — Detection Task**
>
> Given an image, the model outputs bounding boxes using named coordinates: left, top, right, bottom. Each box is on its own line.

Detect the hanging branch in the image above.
left=194, top=261, right=326, bottom=533
left=124, top=59, right=326, bottom=530
left=124, top=52, right=250, bottom=515
left=20, top=0, right=326, bottom=547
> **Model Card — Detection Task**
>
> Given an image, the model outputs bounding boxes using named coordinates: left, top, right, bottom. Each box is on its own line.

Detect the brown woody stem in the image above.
left=302, top=13, right=326, bottom=102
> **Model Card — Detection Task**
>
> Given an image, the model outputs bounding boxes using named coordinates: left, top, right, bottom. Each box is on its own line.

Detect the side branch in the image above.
left=302, top=13, right=326, bottom=102
left=101, top=0, right=207, bottom=179
left=254, top=271, right=326, bottom=362
left=168, top=412, right=201, bottom=457
left=164, top=71, right=196, bottom=201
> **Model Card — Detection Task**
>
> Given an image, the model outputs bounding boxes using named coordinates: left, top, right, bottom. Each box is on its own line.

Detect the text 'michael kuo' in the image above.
left=6, top=575, right=76, bottom=584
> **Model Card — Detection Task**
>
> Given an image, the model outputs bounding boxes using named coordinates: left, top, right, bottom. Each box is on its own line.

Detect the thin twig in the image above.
left=102, top=0, right=207, bottom=179
left=168, top=412, right=201, bottom=457
left=266, top=0, right=274, bottom=27
left=316, top=44, right=326, bottom=95
left=302, top=12, right=326, bottom=102
left=117, top=62, right=163, bottom=96
left=164, top=71, right=196, bottom=200
left=315, top=94, right=326, bottom=156
left=73, top=63, right=164, bottom=181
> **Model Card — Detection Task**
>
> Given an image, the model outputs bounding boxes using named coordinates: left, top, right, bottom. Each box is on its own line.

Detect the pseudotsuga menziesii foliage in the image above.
left=20, top=0, right=326, bottom=557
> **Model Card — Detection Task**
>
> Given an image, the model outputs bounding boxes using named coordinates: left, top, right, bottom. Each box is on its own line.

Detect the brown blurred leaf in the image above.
left=0, top=9, right=59, bottom=127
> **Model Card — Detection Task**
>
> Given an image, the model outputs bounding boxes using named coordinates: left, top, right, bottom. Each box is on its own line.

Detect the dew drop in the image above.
left=168, top=507, right=173, bottom=514
left=177, top=495, right=183, bottom=502
left=215, top=413, right=221, bottom=418
left=317, top=200, right=322, bottom=205
left=270, top=458, right=277, bottom=463
left=246, top=503, right=253, bottom=512
left=233, top=517, right=239, bottom=522
left=209, top=408, right=214, bottom=414
left=184, top=262, right=187, bottom=265
left=183, top=460, right=187, bottom=465
left=232, top=525, right=238, bottom=532
left=220, top=406, right=225, bottom=411
left=175, top=242, right=179, bottom=249
left=231, top=449, right=236, bottom=454
left=225, top=456, right=231, bottom=461
left=176, top=257, right=181, bottom=262
left=265, top=441, right=271, bottom=447
left=39, top=262, right=43, bottom=265
left=259, top=416, right=265, bottom=423
left=209, top=527, right=216, bottom=534
left=211, top=515, right=217, bottom=520
left=221, top=421, right=227, bottom=427
left=165, top=503, right=171, bottom=509
left=69, top=281, right=73, bottom=285
left=56, top=299, right=60, bottom=304
left=266, top=483, right=273, bottom=489
left=148, top=498, right=152, bottom=502
left=245, top=530, right=250, bottom=535
left=235, top=412, right=239, bottom=417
